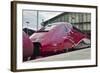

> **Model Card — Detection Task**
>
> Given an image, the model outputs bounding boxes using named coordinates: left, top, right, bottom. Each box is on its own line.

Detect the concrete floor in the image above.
left=27, top=48, right=91, bottom=62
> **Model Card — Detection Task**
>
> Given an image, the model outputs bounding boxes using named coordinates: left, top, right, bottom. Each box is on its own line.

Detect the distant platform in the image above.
left=26, top=48, right=91, bottom=62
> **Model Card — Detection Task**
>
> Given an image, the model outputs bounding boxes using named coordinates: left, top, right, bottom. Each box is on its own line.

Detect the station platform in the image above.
left=26, top=48, right=91, bottom=62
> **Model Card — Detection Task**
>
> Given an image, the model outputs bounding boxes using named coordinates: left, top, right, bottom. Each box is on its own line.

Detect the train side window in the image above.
left=64, top=26, right=68, bottom=32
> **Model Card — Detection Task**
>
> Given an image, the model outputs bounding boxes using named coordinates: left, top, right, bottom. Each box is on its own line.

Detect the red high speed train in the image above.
left=29, top=22, right=90, bottom=58
left=23, top=22, right=90, bottom=61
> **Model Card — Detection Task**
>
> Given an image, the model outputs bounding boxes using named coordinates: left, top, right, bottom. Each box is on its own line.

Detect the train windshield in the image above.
left=44, top=24, right=57, bottom=31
